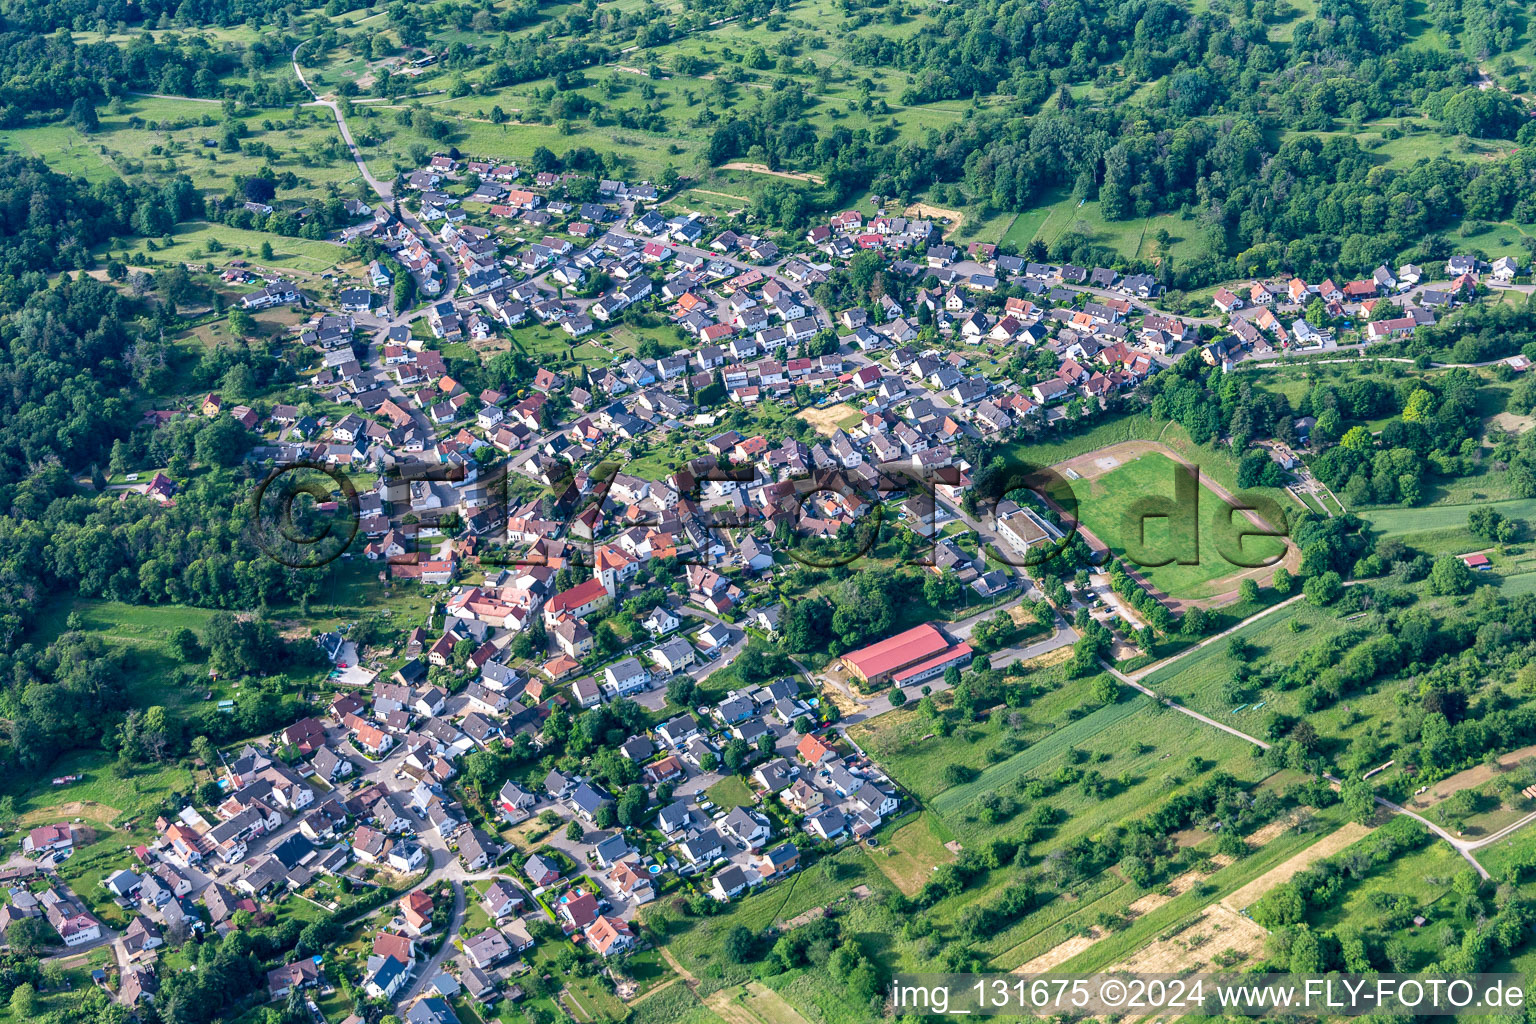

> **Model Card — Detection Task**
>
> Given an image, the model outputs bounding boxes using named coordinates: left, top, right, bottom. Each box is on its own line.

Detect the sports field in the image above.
left=1071, top=450, right=1289, bottom=600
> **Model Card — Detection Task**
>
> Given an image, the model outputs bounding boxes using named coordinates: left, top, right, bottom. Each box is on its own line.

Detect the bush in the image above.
left=942, top=763, right=977, bottom=785
left=1302, top=570, right=1342, bottom=606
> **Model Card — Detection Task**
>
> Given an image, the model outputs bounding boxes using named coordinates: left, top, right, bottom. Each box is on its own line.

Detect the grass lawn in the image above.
left=1361, top=498, right=1536, bottom=538
left=101, top=221, right=355, bottom=278
left=565, top=971, right=629, bottom=1023
left=930, top=695, right=1153, bottom=818
left=865, top=811, right=955, bottom=896
left=705, top=775, right=756, bottom=810
left=1073, top=451, right=1287, bottom=600
left=1055, top=803, right=1352, bottom=973
left=1296, top=491, right=1326, bottom=514
left=650, top=845, right=894, bottom=996
left=1137, top=598, right=1351, bottom=722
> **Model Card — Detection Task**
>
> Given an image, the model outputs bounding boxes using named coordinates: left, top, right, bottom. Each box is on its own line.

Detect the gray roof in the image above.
left=569, top=782, right=612, bottom=815
left=681, top=828, right=724, bottom=862
left=594, top=833, right=632, bottom=864
left=657, top=800, right=694, bottom=833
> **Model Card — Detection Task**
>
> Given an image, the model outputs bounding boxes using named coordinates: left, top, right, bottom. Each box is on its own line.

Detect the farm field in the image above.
left=704, top=982, right=811, bottom=1024
left=14, top=0, right=1536, bottom=1015
left=1047, top=805, right=1354, bottom=973
left=929, top=694, right=1154, bottom=818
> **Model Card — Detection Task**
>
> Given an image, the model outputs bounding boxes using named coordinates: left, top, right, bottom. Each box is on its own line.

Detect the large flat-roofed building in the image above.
left=893, top=641, right=974, bottom=687
left=840, top=623, right=953, bottom=686
left=996, top=503, right=1063, bottom=561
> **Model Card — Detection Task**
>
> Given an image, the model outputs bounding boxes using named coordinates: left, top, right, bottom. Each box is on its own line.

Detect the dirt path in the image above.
left=689, top=188, right=751, bottom=204
left=719, top=162, right=825, bottom=185
left=659, top=947, right=698, bottom=986
left=1407, top=743, right=1536, bottom=811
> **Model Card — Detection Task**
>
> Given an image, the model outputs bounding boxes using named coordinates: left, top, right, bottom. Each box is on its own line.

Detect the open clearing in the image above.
left=705, top=982, right=811, bottom=1024
left=1490, top=412, right=1536, bottom=434
left=718, top=163, right=824, bottom=185
left=1222, top=822, right=1374, bottom=912
left=796, top=402, right=860, bottom=437
left=905, top=202, right=964, bottom=237
left=868, top=812, right=954, bottom=895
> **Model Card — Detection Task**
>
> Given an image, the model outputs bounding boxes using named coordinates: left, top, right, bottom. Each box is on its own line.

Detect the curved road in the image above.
left=291, top=43, right=460, bottom=299
left=396, top=879, right=465, bottom=1004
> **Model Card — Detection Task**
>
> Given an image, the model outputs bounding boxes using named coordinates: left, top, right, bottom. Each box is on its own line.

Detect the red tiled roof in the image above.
left=841, top=623, right=951, bottom=680
left=893, top=641, right=973, bottom=684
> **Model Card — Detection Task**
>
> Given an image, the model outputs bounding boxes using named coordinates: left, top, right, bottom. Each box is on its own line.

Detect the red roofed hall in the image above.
left=892, top=640, right=974, bottom=686
left=839, top=623, right=953, bottom=685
